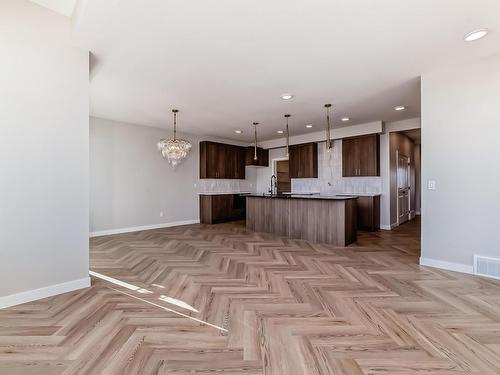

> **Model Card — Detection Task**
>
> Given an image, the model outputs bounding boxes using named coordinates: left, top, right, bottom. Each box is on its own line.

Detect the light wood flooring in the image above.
left=2, top=218, right=500, bottom=374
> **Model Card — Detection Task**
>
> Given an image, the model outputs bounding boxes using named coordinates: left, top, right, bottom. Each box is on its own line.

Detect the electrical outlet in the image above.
left=427, top=180, right=436, bottom=190
left=159, top=211, right=164, bottom=217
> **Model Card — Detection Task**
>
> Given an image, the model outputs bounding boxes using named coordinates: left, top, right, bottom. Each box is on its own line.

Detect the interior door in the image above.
left=397, top=153, right=410, bottom=224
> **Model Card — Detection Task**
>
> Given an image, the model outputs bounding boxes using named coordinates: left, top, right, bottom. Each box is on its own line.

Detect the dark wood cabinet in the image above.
left=357, top=195, right=380, bottom=231
left=199, top=194, right=246, bottom=224
left=289, top=142, right=318, bottom=178
left=200, top=141, right=245, bottom=179
left=342, top=134, right=380, bottom=177
left=245, top=146, right=269, bottom=167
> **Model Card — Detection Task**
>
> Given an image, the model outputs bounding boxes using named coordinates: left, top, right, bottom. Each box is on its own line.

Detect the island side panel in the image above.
left=246, top=197, right=290, bottom=236
left=344, top=198, right=358, bottom=245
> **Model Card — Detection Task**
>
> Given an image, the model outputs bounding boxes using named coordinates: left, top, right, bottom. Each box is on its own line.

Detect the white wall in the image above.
left=421, top=54, right=500, bottom=272
left=0, top=0, right=90, bottom=307
left=90, top=117, right=256, bottom=235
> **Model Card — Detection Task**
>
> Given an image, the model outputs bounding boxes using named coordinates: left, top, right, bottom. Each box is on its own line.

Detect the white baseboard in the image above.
left=380, top=222, right=398, bottom=231
left=415, top=211, right=421, bottom=215
left=0, top=277, right=91, bottom=310
left=419, top=257, right=473, bottom=275
left=90, top=219, right=200, bottom=238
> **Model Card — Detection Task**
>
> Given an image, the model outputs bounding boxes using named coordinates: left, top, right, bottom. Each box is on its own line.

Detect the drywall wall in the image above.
left=0, top=0, right=90, bottom=307
left=421, top=54, right=500, bottom=271
left=90, top=117, right=256, bottom=235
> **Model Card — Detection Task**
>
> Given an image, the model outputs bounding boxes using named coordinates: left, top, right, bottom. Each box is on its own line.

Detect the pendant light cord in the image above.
left=253, top=122, right=259, bottom=160
left=172, top=109, right=178, bottom=140
left=284, top=114, right=291, bottom=156
left=324, top=104, right=332, bottom=149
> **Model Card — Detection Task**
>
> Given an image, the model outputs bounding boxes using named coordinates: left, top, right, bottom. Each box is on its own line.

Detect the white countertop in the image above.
left=292, top=192, right=381, bottom=197
left=198, top=191, right=252, bottom=195
left=337, top=193, right=382, bottom=197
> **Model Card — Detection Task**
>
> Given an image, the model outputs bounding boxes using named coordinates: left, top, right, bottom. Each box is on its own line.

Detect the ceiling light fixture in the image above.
left=281, top=93, right=293, bottom=100
left=284, top=114, right=291, bottom=156
left=277, top=130, right=284, bottom=134
left=464, top=28, right=489, bottom=42
left=157, top=109, right=192, bottom=168
left=234, top=130, right=242, bottom=134
left=306, top=124, right=313, bottom=128
left=394, top=105, right=406, bottom=111
left=324, top=104, right=333, bottom=151
left=341, top=117, right=350, bottom=122
left=253, top=122, right=259, bottom=161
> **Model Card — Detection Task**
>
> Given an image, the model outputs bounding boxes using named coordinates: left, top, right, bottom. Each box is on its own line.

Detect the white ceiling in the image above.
left=30, top=0, right=77, bottom=17
left=68, top=0, right=500, bottom=141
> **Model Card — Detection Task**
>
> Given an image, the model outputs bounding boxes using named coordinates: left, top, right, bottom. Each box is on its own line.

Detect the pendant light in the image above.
left=324, top=104, right=332, bottom=151
left=284, top=114, right=291, bottom=156
left=253, top=122, right=259, bottom=161
left=157, top=109, right=192, bottom=168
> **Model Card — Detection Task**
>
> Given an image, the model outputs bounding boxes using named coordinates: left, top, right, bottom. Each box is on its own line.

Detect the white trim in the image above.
left=419, top=257, right=473, bottom=274
left=0, top=277, right=91, bottom=309
left=473, top=255, right=500, bottom=280
left=380, top=224, right=392, bottom=230
left=90, top=219, right=200, bottom=238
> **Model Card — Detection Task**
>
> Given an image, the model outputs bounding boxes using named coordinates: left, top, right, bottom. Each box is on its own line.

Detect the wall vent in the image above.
left=474, top=255, right=500, bottom=280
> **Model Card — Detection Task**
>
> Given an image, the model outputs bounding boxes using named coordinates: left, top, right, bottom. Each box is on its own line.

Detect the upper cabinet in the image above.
left=200, top=141, right=245, bottom=179
left=245, top=146, right=269, bottom=167
left=289, top=142, right=318, bottom=178
left=342, top=134, right=380, bottom=177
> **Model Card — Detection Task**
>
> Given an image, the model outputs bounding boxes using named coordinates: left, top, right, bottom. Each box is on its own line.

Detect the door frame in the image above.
left=396, top=149, right=411, bottom=226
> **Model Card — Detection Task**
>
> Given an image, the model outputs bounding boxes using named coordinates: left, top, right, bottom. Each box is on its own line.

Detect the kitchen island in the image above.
left=245, top=194, right=358, bottom=246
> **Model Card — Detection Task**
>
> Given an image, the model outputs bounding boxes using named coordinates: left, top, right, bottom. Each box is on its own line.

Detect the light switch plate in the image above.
left=427, top=180, right=436, bottom=190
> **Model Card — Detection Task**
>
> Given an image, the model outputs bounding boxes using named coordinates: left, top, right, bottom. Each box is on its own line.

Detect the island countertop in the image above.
left=242, top=193, right=358, bottom=201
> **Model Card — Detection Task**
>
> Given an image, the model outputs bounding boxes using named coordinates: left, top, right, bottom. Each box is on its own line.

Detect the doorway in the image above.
left=390, top=129, right=421, bottom=228
left=397, top=152, right=410, bottom=225
left=275, top=160, right=291, bottom=193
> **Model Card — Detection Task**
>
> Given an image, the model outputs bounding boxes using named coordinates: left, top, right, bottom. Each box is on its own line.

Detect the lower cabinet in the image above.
left=199, top=194, right=246, bottom=224
left=357, top=195, right=380, bottom=231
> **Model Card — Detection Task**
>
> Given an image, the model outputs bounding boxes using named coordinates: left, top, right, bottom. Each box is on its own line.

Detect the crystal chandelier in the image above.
left=158, top=109, right=192, bottom=168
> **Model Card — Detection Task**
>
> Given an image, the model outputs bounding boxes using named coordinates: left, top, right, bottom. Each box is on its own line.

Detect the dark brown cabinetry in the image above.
left=200, top=141, right=245, bottom=179
left=357, top=195, right=380, bottom=231
left=289, top=142, right=318, bottom=178
left=342, top=134, right=380, bottom=177
left=245, top=146, right=269, bottom=167
left=199, top=194, right=246, bottom=224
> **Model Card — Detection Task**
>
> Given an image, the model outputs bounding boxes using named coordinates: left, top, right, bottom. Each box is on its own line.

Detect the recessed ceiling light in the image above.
left=281, top=93, right=294, bottom=100
left=306, top=124, right=313, bottom=128
left=234, top=130, right=242, bottom=134
left=341, top=117, right=350, bottom=122
left=464, top=28, right=489, bottom=42
left=277, top=130, right=284, bottom=134
left=394, top=105, right=406, bottom=111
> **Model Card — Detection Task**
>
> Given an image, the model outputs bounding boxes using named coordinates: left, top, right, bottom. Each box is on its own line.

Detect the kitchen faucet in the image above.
left=270, top=175, right=277, bottom=195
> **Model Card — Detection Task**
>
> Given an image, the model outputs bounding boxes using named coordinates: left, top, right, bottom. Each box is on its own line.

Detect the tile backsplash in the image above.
left=291, top=140, right=382, bottom=195
left=198, top=177, right=256, bottom=194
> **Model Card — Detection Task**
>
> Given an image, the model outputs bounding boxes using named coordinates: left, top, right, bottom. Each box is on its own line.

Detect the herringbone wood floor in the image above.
left=2, top=218, right=500, bottom=374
